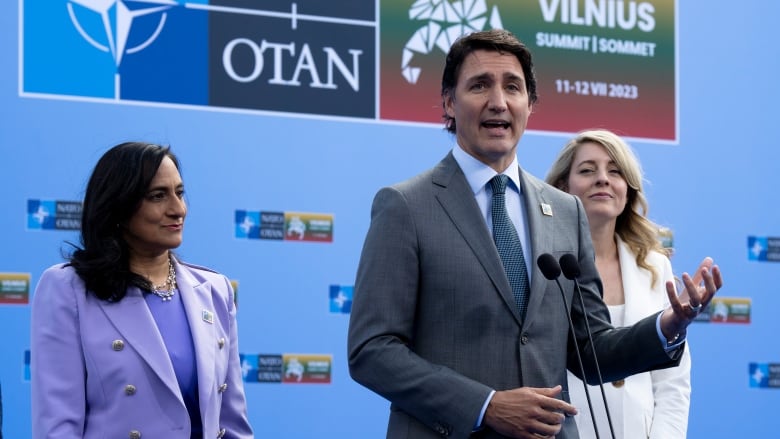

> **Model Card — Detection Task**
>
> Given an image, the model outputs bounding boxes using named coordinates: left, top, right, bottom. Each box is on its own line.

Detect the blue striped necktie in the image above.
left=489, top=174, right=530, bottom=318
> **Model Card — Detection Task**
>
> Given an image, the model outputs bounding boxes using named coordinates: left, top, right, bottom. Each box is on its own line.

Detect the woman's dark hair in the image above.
left=441, top=29, right=538, bottom=133
left=67, top=142, right=180, bottom=301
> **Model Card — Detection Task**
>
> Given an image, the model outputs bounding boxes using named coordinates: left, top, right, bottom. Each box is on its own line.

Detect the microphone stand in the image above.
left=536, top=254, right=601, bottom=439
left=560, top=253, right=616, bottom=439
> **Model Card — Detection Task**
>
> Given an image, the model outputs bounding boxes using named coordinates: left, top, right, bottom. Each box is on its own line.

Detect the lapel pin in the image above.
left=202, top=310, right=214, bottom=324
left=541, top=203, right=553, bottom=217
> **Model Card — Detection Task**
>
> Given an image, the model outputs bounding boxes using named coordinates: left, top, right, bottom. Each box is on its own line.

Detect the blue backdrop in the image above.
left=2, top=1, right=778, bottom=437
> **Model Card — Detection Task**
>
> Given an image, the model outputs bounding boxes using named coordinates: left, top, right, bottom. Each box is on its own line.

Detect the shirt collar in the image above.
left=452, top=144, right=522, bottom=195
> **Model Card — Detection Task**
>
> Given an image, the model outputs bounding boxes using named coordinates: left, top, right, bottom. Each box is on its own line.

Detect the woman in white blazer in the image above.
left=546, top=130, right=692, bottom=439
left=31, top=142, right=253, bottom=438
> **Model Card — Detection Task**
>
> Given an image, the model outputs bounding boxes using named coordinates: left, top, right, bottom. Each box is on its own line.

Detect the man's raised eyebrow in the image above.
left=504, top=72, right=525, bottom=83
left=463, top=70, right=524, bottom=85
left=465, top=72, right=494, bottom=83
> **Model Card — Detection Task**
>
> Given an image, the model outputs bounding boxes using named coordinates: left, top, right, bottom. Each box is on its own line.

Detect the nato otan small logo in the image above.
left=27, top=199, right=82, bottom=231
left=749, top=363, right=780, bottom=388
left=329, top=285, right=353, bottom=314
left=235, top=210, right=261, bottom=239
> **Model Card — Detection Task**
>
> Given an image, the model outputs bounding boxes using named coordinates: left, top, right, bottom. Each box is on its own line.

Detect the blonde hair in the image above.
left=545, top=129, right=668, bottom=287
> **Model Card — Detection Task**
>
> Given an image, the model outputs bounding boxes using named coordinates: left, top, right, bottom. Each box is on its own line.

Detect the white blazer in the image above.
left=567, top=238, right=691, bottom=439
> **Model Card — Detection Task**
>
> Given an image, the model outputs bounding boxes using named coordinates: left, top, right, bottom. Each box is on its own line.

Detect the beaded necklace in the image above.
left=150, top=256, right=177, bottom=301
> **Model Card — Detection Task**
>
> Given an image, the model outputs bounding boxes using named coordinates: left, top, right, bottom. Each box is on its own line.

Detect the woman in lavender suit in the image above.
left=31, top=142, right=253, bottom=439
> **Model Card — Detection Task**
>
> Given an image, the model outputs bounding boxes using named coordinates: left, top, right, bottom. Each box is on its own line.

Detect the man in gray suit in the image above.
left=347, top=29, right=722, bottom=439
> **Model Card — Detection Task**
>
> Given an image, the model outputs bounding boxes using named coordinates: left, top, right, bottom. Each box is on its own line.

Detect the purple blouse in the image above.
left=145, top=289, right=203, bottom=438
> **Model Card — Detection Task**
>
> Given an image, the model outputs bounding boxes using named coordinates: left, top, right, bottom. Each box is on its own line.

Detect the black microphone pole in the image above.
left=559, top=253, right=616, bottom=439
left=536, top=253, right=601, bottom=439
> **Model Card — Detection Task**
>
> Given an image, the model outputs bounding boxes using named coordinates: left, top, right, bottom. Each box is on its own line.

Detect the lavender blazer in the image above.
left=31, top=260, right=253, bottom=439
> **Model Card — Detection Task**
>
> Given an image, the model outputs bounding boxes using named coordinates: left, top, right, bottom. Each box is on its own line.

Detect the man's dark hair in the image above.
left=441, top=29, right=538, bottom=133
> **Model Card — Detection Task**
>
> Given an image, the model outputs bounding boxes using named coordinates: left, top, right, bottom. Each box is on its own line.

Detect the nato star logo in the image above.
left=27, top=199, right=56, bottom=230
left=329, top=285, right=353, bottom=314
left=239, top=215, right=255, bottom=235
left=747, top=236, right=767, bottom=261
left=235, top=210, right=260, bottom=239
left=67, top=0, right=177, bottom=66
left=749, top=363, right=769, bottom=388
left=239, top=354, right=258, bottom=382
left=32, top=205, right=50, bottom=224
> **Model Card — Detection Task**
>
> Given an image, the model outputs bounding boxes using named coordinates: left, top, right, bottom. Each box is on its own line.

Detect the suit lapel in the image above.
left=617, top=238, right=654, bottom=324
left=432, top=153, right=524, bottom=325
left=97, top=287, right=182, bottom=400
left=176, top=261, right=218, bottom=420
left=518, top=169, right=555, bottom=329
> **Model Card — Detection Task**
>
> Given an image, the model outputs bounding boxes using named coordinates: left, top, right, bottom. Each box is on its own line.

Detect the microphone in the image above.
left=558, top=253, right=581, bottom=279
left=559, top=254, right=616, bottom=439
left=537, top=253, right=561, bottom=280
left=536, top=254, right=601, bottom=439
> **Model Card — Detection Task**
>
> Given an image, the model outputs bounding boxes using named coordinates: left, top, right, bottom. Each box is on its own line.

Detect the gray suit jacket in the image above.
left=347, top=153, right=681, bottom=438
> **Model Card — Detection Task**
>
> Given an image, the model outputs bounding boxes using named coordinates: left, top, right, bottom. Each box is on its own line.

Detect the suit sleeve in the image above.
left=648, top=257, right=691, bottom=439
left=567, top=198, right=680, bottom=384
left=31, top=266, right=87, bottom=438
left=348, top=187, right=492, bottom=438
left=217, top=276, right=254, bottom=439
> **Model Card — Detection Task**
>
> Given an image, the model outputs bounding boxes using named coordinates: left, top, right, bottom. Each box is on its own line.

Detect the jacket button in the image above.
left=520, top=334, right=529, bottom=345
left=218, top=338, right=226, bottom=349
left=218, top=383, right=228, bottom=393
left=434, top=424, right=449, bottom=436
left=612, top=379, right=625, bottom=388
left=112, top=340, right=125, bottom=351
left=217, top=428, right=226, bottom=438
left=129, top=430, right=141, bottom=439
left=124, top=385, right=136, bottom=395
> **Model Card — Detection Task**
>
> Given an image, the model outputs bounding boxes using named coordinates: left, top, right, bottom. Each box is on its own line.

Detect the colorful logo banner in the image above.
left=0, top=273, right=31, bottom=305
left=284, top=212, right=333, bottom=242
left=693, top=297, right=751, bottom=324
left=241, top=353, right=332, bottom=384
left=380, top=0, right=678, bottom=142
left=658, top=227, right=674, bottom=255
left=230, top=279, right=238, bottom=306
left=235, top=210, right=333, bottom=242
left=282, top=354, right=332, bottom=383
left=22, top=1, right=676, bottom=142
